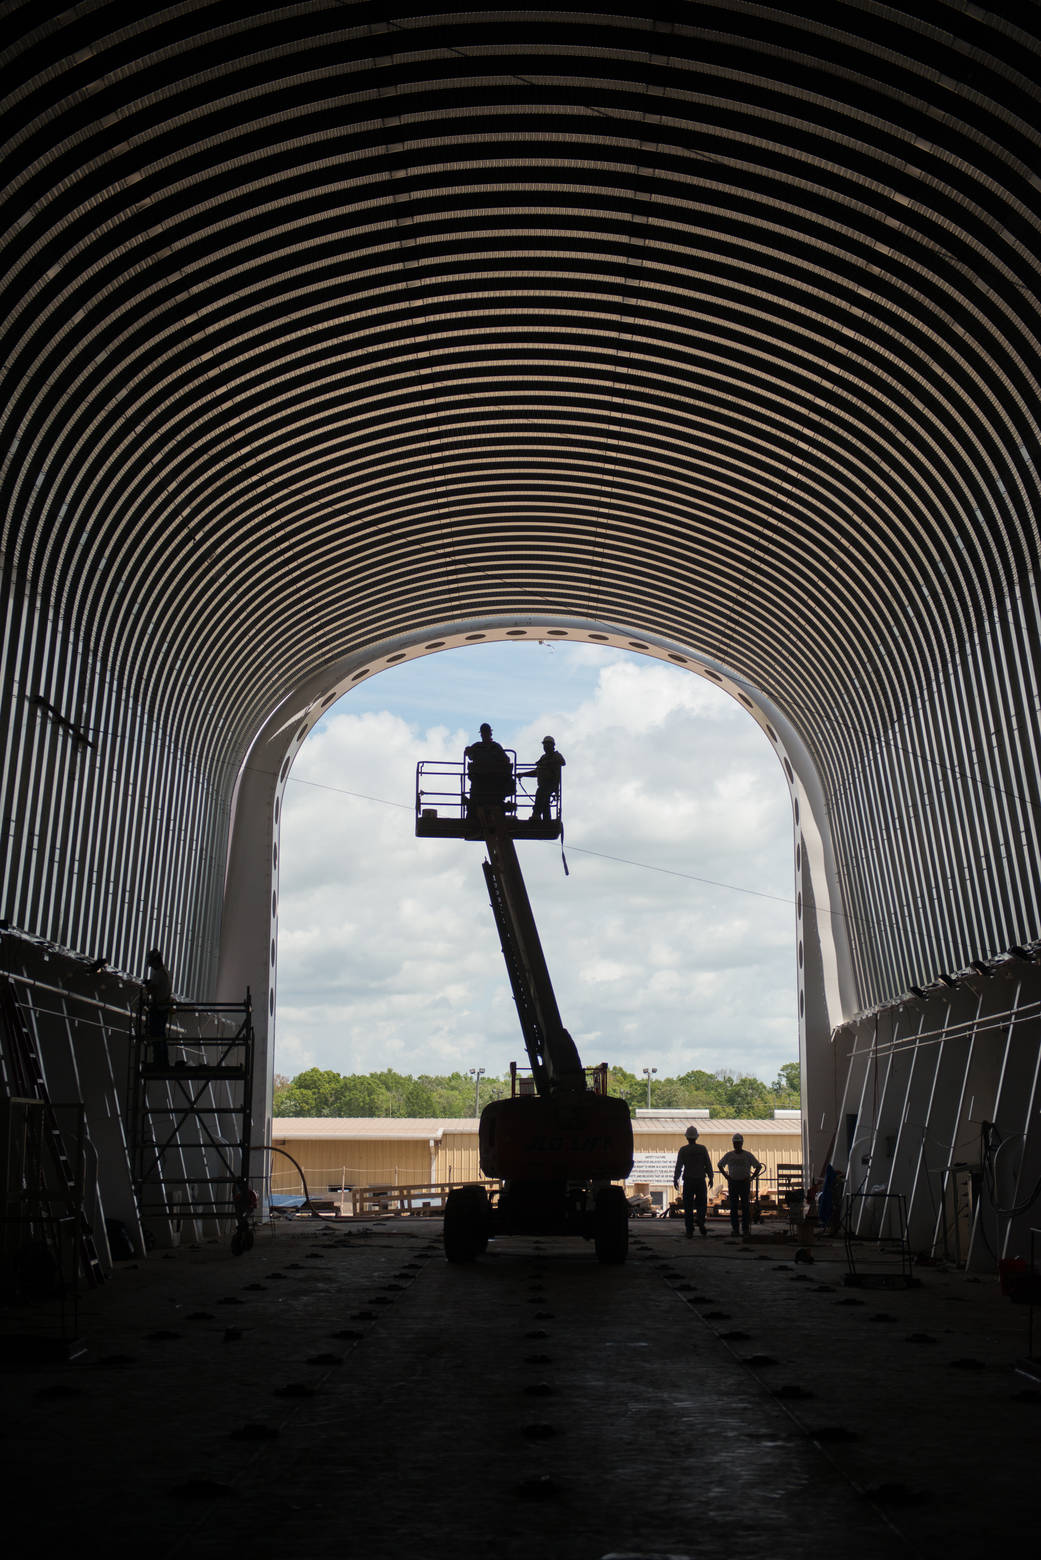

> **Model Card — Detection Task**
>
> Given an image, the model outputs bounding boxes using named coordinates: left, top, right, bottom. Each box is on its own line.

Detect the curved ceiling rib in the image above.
left=1, top=4, right=1040, bottom=1011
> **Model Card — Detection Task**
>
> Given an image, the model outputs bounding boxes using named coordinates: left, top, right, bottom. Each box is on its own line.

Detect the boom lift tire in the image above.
left=443, top=1185, right=490, bottom=1263
left=593, top=1184, right=629, bottom=1265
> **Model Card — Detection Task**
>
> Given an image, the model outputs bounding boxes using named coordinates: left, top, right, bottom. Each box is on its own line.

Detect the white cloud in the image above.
left=274, top=646, right=798, bottom=1084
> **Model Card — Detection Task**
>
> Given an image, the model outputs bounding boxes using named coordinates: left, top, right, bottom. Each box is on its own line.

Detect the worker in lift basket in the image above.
left=518, top=734, right=565, bottom=821
left=717, top=1134, right=764, bottom=1237
left=464, top=722, right=513, bottom=812
left=673, top=1125, right=714, bottom=1239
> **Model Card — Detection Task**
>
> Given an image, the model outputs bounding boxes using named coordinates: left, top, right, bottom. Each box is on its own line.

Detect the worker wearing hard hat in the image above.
left=673, top=1125, right=714, bottom=1239
left=465, top=722, right=513, bottom=812
left=518, top=734, right=565, bottom=822
left=717, top=1134, right=764, bottom=1237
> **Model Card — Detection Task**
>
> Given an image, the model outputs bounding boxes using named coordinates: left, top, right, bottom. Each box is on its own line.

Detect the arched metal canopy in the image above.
left=2, top=5, right=1040, bottom=1047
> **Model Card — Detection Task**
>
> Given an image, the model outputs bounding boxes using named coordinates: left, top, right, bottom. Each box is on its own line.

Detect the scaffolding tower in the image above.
left=128, top=992, right=255, bottom=1244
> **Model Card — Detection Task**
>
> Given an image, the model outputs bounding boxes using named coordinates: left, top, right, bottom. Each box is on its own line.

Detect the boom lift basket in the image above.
left=415, top=758, right=561, bottom=840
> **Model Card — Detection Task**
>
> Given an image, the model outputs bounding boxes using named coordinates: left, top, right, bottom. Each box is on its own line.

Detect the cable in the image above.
left=283, top=771, right=797, bottom=909
left=565, top=844, right=794, bottom=906
left=981, top=1123, right=1041, bottom=1220
left=287, top=775, right=411, bottom=810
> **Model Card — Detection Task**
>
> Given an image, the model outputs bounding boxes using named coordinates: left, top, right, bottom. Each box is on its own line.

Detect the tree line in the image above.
left=272, top=1062, right=800, bottom=1119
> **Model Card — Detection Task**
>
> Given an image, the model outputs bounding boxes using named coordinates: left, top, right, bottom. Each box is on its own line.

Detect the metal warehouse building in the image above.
left=3, top=6, right=1041, bottom=1551
left=270, top=1112, right=804, bottom=1210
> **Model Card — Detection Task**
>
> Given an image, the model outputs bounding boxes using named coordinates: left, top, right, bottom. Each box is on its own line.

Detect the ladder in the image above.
left=0, top=976, right=105, bottom=1287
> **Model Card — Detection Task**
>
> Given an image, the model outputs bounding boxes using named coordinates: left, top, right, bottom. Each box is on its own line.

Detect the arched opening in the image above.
left=218, top=618, right=855, bottom=1175
left=274, top=639, right=797, bottom=1091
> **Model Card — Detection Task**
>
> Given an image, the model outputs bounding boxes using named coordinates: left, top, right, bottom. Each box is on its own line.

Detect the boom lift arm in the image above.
left=476, top=804, right=584, bottom=1096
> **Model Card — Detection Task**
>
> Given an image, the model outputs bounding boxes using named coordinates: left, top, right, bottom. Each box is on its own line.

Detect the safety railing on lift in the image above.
left=508, top=1059, right=611, bottom=1097
left=415, top=756, right=561, bottom=838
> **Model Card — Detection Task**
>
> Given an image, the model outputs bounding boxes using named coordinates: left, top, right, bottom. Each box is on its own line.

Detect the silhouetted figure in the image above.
left=673, top=1124, right=714, bottom=1239
left=144, top=948, right=173, bottom=1067
left=465, top=722, right=513, bottom=812
left=519, top=734, right=565, bottom=821
left=717, top=1133, right=764, bottom=1236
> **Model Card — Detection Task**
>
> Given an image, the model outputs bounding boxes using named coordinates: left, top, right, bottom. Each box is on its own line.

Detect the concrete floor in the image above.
left=2, top=1216, right=1038, bottom=1558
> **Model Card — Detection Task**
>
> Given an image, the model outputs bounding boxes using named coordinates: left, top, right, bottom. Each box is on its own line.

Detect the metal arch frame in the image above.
left=1, top=6, right=1040, bottom=1190
left=215, top=612, right=857, bottom=1177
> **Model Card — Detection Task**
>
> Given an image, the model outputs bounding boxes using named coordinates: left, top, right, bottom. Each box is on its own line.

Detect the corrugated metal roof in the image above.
left=630, top=1118, right=802, bottom=1137
left=272, top=1117, right=481, bottom=1140
left=3, top=6, right=1039, bottom=1025
left=271, top=1115, right=801, bottom=1140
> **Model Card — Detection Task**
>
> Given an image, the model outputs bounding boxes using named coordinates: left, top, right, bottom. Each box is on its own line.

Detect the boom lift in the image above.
left=415, top=755, right=634, bottom=1262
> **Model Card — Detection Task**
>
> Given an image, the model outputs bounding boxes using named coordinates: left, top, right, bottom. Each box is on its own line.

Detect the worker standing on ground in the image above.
left=518, top=734, right=565, bottom=821
left=144, top=947, right=173, bottom=1067
left=717, top=1133, right=764, bottom=1236
left=464, top=722, right=514, bottom=812
left=673, top=1125, right=714, bottom=1239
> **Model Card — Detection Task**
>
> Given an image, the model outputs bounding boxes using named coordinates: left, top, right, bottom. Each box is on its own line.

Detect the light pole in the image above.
left=643, top=1066, right=657, bottom=1109
left=469, top=1066, right=485, bottom=1117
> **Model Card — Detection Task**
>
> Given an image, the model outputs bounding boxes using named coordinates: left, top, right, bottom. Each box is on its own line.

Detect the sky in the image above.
left=273, top=641, right=799, bottom=1086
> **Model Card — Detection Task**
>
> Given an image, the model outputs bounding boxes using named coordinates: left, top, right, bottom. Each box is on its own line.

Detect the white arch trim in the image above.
left=217, top=613, right=856, bottom=1172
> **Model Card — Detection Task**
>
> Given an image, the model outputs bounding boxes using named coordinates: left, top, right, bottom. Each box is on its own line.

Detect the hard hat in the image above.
left=733, top=1133, right=744, bottom=1146
left=542, top=734, right=555, bottom=745
left=684, top=1125, right=699, bottom=1140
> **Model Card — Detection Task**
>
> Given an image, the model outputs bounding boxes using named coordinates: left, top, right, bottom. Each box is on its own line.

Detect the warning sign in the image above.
left=627, top=1152, right=677, bottom=1185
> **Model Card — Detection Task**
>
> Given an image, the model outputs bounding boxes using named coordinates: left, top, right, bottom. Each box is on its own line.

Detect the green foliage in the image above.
left=272, top=1062, right=801, bottom=1118
left=604, top=1063, right=800, bottom=1118
left=272, top=1068, right=349, bottom=1117
left=720, top=1074, right=774, bottom=1117
left=771, top=1061, right=801, bottom=1106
